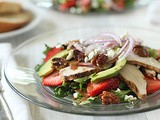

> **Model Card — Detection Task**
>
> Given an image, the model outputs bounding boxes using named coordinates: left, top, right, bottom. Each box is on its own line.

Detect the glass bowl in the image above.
left=4, top=25, right=160, bottom=115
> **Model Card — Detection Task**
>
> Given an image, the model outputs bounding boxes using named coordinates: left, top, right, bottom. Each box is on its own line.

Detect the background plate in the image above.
left=0, top=1, right=42, bottom=39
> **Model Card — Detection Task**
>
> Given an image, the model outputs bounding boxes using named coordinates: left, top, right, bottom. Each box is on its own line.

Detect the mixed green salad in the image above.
left=52, top=0, right=136, bottom=14
left=36, top=31, right=160, bottom=106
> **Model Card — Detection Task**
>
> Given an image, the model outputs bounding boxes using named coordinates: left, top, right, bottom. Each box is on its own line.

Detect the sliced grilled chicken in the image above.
left=59, top=66, right=99, bottom=81
left=127, top=53, right=160, bottom=73
left=119, top=64, right=147, bottom=100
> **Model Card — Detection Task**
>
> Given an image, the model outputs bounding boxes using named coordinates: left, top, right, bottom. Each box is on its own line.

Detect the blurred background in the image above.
left=0, top=0, right=159, bottom=42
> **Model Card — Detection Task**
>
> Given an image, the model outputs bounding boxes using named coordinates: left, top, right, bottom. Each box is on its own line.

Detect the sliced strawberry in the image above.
left=113, top=0, right=125, bottom=10
left=44, top=47, right=63, bottom=62
left=59, top=0, right=76, bottom=11
left=87, top=77, right=120, bottom=97
left=145, top=76, right=160, bottom=94
left=80, top=0, right=91, bottom=6
left=42, top=71, right=63, bottom=86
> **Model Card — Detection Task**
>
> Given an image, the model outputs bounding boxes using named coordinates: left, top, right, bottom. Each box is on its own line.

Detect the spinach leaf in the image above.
left=125, top=0, right=136, bottom=8
left=112, top=89, right=131, bottom=102
left=148, top=48, right=158, bottom=59
left=43, top=44, right=51, bottom=55
left=79, top=96, right=101, bottom=105
left=74, top=73, right=95, bottom=90
left=54, top=86, right=74, bottom=97
left=35, top=64, right=43, bottom=72
left=118, top=81, right=129, bottom=90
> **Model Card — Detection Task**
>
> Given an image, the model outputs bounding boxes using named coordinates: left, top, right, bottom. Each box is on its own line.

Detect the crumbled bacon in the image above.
left=99, top=91, right=120, bottom=105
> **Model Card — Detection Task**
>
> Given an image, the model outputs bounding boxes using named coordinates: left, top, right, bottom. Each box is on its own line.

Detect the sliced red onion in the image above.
left=73, top=43, right=84, bottom=52
left=83, top=32, right=122, bottom=46
left=106, top=39, right=129, bottom=63
left=118, top=35, right=135, bottom=61
left=82, top=35, right=97, bottom=45
left=107, top=42, right=119, bottom=48
left=85, top=39, right=116, bottom=45
left=98, top=32, right=122, bottom=46
left=84, top=44, right=99, bottom=55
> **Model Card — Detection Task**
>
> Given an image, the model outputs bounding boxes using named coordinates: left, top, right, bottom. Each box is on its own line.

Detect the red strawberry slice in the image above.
left=87, top=77, right=120, bottom=97
left=81, top=0, right=91, bottom=6
left=117, top=0, right=125, bottom=9
left=113, top=0, right=125, bottom=10
left=42, top=71, right=63, bottom=86
left=145, top=76, right=160, bottom=94
left=59, top=0, right=76, bottom=11
left=44, top=47, right=63, bottom=62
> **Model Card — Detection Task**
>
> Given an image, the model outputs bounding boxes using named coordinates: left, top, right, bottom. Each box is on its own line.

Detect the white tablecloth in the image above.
left=1, top=0, right=160, bottom=120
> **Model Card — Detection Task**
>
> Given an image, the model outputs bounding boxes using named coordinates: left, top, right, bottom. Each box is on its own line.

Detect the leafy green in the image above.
left=53, top=86, right=74, bottom=97
left=70, top=82, right=80, bottom=90
left=74, top=76, right=89, bottom=83
left=125, top=0, right=136, bottom=8
left=74, top=73, right=95, bottom=83
left=118, top=81, right=129, bottom=90
left=43, top=44, right=51, bottom=55
left=148, top=48, right=158, bottom=59
left=112, top=89, right=131, bottom=102
left=74, top=73, right=95, bottom=90
left=78, top=96, right=101, bottom=105
left=35, top=64, right=43, bottom=72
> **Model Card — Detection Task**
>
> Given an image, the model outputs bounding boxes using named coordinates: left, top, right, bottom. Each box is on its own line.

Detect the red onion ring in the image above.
left=84, top=39, right=116, bottom=45
left=73, top=43, right=84, bottom=52
left=83, top=32, right=122, bottom=47
left=106, top=39, right=129, bottom=63
left=98, top=32, right=122, bottom=46
left=118, top=35, right=135, bottom=61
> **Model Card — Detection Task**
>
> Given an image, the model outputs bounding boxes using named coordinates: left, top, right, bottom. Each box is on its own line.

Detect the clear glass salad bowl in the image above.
left=4, top=25, right=160, bottom=115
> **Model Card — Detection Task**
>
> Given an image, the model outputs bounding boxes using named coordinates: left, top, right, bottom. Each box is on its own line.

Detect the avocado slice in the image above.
left=91, top=59, right=126, bottom=82
left=38, top=50, right=69, bottom=77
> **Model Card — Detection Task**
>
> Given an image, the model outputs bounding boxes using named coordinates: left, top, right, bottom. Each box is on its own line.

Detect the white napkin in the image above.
left=147, top=0, right=160, bottom=24
left=0, top=43, right=33, bottom=120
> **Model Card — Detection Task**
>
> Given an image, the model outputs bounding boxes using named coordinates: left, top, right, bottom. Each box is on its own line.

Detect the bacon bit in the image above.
left=99, top=91, right=120, bottom=105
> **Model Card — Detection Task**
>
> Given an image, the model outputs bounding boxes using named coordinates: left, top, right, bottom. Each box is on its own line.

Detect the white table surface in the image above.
left=1, top=0, right=160, bottom=120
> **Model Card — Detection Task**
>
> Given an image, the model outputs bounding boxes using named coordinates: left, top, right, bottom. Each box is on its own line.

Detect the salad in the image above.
left=52, top=0, right=136, bottom=14
left=36, top=31, right=160, bottom=106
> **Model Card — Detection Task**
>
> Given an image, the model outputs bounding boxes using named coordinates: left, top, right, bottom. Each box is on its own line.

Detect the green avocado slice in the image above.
left=38, top=50, right=69, bottom=77
left=91, top=59, right=126, bottom=82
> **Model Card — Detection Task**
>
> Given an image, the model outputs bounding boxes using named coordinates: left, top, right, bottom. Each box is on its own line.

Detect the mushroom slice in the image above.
left=127, top=53, right=160, bottom=73
left=119, top=64, right=147, bottom=100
